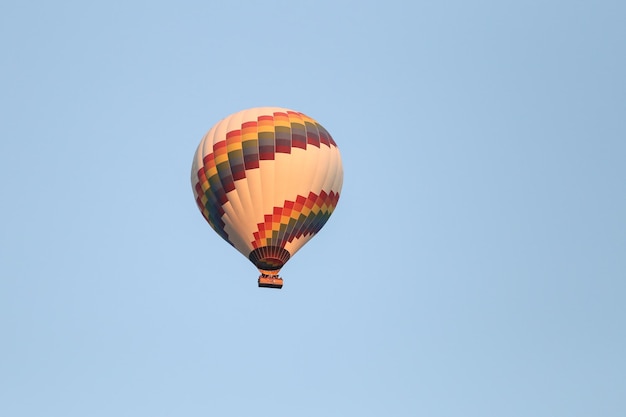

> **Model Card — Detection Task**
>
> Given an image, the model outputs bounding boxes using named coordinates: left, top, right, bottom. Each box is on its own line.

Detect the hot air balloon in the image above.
left=191, top=107, right=343, bottom=289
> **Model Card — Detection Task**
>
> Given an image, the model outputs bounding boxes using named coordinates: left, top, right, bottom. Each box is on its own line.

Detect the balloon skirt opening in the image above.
left=249, top=246, right=290, bottom=271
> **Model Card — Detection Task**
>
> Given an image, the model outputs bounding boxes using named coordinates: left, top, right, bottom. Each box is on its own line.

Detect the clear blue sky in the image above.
left=1, top=1, right=625, bottom=416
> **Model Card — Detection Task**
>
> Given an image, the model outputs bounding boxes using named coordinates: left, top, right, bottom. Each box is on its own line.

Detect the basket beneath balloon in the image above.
left=258, top=275, right=283, bottom=289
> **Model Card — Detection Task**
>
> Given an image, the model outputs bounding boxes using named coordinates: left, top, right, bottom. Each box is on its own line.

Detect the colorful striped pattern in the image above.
left=251, top=191, right=340, bottom=251
left=194, top=155, right=230, bottom=244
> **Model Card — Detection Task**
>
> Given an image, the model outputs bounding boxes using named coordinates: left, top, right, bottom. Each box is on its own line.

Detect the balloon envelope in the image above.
left=191, top=107, right=343, bottom=279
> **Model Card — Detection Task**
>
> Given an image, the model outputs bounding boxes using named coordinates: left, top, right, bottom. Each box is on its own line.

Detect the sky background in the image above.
left=1, top=1, right=625, bottom=416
